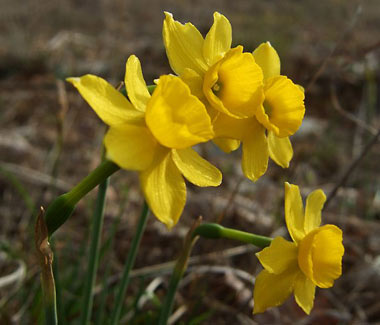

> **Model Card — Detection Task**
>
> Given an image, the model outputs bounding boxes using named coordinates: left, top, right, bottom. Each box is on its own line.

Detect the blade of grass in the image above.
left=110, top=201, right=149, bottom=325
left=96, top=187, right=129, bottom=325
left=95, top=263, right=113, bottom=325
left=158, top=217, right=202, bottom=325
left=50, top=240, right=64, bottom=324
left=80, top=177, right=109, bottom=324
left=0, top=166, right=36, bottom=216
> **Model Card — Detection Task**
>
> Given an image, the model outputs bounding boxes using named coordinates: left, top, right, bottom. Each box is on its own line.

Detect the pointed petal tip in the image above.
left=128, top=54, right=138, bottom=61
left=66, top=77, right=80, bottom=84
left=213, top=11, right=224, bottom=19
left=164, top=11, right=173, bottom=18
left=164, top=219, right=174, bottom=230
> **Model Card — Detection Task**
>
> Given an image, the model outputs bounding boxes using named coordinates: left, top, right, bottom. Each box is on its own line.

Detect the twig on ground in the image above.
left=94, top=244, right=256, bottom=294
left=180, top=265, right=255, bottom=288
left=0, top=162, right=71, bottom=192
left=202, top=296, right=259, bottom=325
left=49, top=79, right=69, bottom=180
left=330, top=84, right=377, bottom=136
left=325, top=127, right=380, bottom=208
left=305, top=5, right=362, bottom=92
left=216, top=176, right=244, bottom=224
left=168, top=305, right=188, bottom=325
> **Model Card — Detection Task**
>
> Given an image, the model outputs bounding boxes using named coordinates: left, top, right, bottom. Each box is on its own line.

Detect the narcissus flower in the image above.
left=163, top=13, right=305, bottom=181
left=253, top=183, right=344, bottom=314
left=163, top=11, right=264, bottom=152
left=212, top=42, right=305, bottom=181
left=67, top=55, right=222, bottom=228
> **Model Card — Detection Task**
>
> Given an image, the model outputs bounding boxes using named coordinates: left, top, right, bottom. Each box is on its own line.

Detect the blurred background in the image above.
left=1, top=0, right=380, bottom=323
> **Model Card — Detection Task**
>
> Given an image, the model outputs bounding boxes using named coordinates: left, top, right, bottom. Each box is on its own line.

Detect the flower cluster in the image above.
left=66, top=11, right=344, bottom=316
left=67, top=12, right=305, bottom=229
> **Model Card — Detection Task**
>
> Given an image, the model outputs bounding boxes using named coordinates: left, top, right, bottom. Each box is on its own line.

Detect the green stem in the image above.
left=193, top=223, right=272, bottom=248
left=158, top=218, right=201, bottom=325
left=147, top=84, right=156, bottom=94
left=81, top=178, right=109, bottom=325
left=158, top=268, right=183, bottom=325
left=51, top=240, right=64, bottom=324
left=110, top=201, right=149, bottom=325
left=44, top=160, right=119, bottom=236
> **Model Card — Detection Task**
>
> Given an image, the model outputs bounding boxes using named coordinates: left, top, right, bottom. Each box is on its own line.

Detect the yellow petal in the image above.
left=67, top=75, right=143, bottom=126
left=252, top=42, right=281, bottom=80
left=171, top=148, right=222, bottom=187
left=180, top=68, right=205, bottom=101
left=125, top=55, right=151, bottom=112
left=284, top=182, right=305, bottom=243
left=104, top=122, right=158, bottom=171
left=162, top=12, right=208, bottom=76
left=212, top=113, right=251, bottom=140
left=203, top=46, right=264, bottom=118
left=203, top=12, right=232, bottom=66
left=145, top=75, right=213, bottom=149
left=139, top=147, right=186, bottom=228
left=253, top=268, right=297, bottom=314
left=268, top=131, right=293, bottom=168
left=256, top=237, right=298, bottom=275
left=298, top=225, right=344, bottom=288
left=304, top=189, right=326, bottom=233
left=241, top=120, right=268, bottom=182
left=294, top=273, right=316, bottom=314
left=212, top=138, right=241, bottom=153
left=256, top=76, right=305, bottom=137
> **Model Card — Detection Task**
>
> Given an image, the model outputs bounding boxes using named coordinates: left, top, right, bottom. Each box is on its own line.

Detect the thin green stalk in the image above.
left=158, top=269, right=182, bottom=325
left=110, top=201, right=149, bottom=325
left=51, top=240, right=64, bottom=324
left=193, top=223, right=272, bottom=248
left=81, top=178, right=109, bottom=325
left=158, top=218, right=201, bottom=325
left=95, top=263, right=112, bottom=325
left=44, top=160, right=119, bottom=236
left=96, top=189, right=128, bottom=325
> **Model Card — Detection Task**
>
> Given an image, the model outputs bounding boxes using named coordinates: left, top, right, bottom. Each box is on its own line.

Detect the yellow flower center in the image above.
left=263, top=102, right=272, bottom=117
left=202, top=46, right=264, bottom=119
left=212, top=82, right=221, bottom=94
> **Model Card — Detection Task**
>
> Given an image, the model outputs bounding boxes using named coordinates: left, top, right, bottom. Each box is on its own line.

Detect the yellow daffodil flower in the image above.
left=163, top=11, right=265, bottom=152
left=67, top=55, right=222, bottom=228
left=253, top=183, right=344, bottom=314
left=213, top=42, right=305, bottom=181
left=163, top=13, right=305, bottom=181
